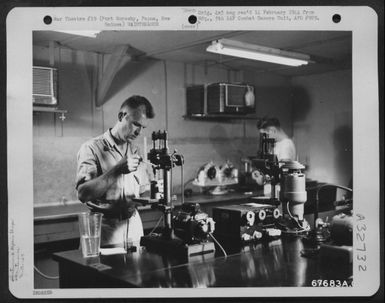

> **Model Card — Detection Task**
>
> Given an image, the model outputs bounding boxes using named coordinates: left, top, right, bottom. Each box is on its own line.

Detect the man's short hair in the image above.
left=257, top=117, right=281, bottom=130
left=120, top=95, right=155, bottom=119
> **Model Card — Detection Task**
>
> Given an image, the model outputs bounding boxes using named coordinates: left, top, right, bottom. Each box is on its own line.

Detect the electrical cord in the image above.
left=34, top=265, right=59, bottom=280
left=274, top=203, right=309, bottom=234
left=149, top=215, right=164, bottom=236
left=316, top=184, right=353, bottom=201
left=285, top=202, right=297, bottom=221
left=279, top=225, right=309, bottom=234
left=314, top=183, right=353, bottom=228
left=286, top=202, right=309, bottom=230
left=209, top=233, right=227, bottom=258
left=277, top=219, right=309, bottom=234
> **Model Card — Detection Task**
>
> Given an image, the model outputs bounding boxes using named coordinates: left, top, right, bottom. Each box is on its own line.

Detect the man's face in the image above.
left=119, top=105, right=148, bottom=142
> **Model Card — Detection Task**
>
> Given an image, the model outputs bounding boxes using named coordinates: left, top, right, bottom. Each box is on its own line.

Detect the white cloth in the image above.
left=275, top=138, right=296, bottom=161
left=101, top=210, right=144, bottom=247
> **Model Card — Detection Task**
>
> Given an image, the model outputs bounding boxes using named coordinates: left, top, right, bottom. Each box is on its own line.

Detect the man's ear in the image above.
left=118, top=112, right=124, bottom=122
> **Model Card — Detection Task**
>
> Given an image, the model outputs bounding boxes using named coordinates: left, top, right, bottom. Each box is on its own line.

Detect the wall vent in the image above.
left=33, top=66, right=58, bottom=107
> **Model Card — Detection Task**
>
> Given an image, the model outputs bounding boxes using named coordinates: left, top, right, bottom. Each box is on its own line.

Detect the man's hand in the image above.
left=116, top=155, right=141, bottom=174
left=77, top=154, right=141, bottom=203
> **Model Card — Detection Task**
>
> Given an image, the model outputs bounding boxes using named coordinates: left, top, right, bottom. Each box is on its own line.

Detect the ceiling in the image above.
left=33, top=30, right=352, bottom=77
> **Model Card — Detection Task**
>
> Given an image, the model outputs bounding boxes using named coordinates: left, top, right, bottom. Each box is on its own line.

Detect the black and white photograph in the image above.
left=5, top=6, right=381, bottom=299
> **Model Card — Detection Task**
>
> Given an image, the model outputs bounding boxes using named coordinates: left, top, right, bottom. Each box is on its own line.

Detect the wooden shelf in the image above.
left=33, top=106, right=68, bottom=114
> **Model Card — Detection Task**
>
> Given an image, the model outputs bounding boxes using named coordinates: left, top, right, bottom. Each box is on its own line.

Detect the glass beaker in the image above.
left=78, top=212, right=103, bottom=257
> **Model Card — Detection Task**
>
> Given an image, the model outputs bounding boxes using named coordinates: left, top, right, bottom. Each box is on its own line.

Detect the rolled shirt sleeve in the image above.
left=76, top=142, right=99, bottom=190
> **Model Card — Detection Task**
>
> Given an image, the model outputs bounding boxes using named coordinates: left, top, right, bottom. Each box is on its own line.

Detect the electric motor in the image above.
left=282, top=172, right=307, bottom=203
left=280, top=161, right=307, bottom=221
left=173, top=203, right=215, bottom=244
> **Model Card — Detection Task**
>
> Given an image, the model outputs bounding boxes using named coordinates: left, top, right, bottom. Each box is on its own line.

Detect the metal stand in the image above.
left=139, top=131, right=215, bottom=259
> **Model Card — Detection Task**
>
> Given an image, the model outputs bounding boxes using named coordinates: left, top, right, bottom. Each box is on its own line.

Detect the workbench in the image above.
left=34, top=191, right=263, bottom=244
left=53, top=235, right=352, bottom=288
left=34, top=182, right=333, bottom=244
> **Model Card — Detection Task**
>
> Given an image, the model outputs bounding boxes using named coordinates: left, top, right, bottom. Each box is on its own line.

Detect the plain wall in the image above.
left=33, top=46, right=101, bottom=205
left=291, top=69, right=352, bottom=187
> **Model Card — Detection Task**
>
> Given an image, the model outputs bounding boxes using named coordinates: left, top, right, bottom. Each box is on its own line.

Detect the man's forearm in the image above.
left=77, top=166, right=120, bottom=202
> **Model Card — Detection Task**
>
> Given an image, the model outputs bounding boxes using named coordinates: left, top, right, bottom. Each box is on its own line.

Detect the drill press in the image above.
left=138, top=131, right=216, bottom=259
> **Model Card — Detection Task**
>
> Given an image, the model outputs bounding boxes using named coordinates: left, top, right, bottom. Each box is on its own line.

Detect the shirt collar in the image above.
left=103, top=129, right=117, bottom=149
left=102, top=128, right=139, bottom=155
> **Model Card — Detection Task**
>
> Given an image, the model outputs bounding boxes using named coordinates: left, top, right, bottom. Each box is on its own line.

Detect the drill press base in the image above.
left=277, top=216, right=310, bottom=234
left=140, top=234, right=216, bottom=259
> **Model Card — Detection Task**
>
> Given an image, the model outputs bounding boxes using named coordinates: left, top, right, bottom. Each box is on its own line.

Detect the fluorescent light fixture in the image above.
left=54, top=30, right=101, bottom=38
left=207, top=39, right=310, bottom=66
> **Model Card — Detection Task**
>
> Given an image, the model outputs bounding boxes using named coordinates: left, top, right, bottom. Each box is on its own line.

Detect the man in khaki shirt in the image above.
left=76, top=95, right=155, bottom=247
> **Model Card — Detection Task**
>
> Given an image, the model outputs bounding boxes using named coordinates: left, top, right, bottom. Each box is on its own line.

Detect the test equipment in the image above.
left=213, top=202, right=281, bottom=246
left=136, top=131, right=216, bottom=259
left=239, top=133, right=309, bottom=233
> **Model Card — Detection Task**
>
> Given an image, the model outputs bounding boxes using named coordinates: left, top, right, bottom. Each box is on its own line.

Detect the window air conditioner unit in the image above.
left=33, top=66, right=58, bottom=107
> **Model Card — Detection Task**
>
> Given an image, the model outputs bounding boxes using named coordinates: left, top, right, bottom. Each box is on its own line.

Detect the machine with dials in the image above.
left=213, top=132, right=353, bottom=262
left=134, top=131, right=216, bottom=259
left=213, top=202, right=282, bottom=246
left=216, top=132, right=310, bottom=246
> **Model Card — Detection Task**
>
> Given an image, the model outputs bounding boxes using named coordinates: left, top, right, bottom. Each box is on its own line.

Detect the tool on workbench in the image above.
left=134, top=130, right=216, bottom=259
left=212, top=202, right=282, bottom=248
left=213, top=133, right=310, bottom=248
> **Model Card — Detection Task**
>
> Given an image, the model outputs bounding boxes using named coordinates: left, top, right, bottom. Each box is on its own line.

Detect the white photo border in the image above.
left=6, top=6, right=380, bottom=299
